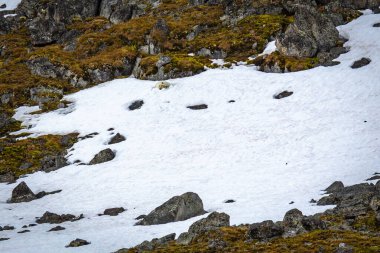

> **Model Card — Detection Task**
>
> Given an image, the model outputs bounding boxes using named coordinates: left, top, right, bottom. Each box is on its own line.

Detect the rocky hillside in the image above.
left=1, top=0, right=380, bottom=252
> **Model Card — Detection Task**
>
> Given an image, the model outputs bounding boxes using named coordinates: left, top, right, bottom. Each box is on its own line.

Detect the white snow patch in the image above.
left=1, top=14, right=380, bottom=253
left=0, top=0, right=22, bottom=11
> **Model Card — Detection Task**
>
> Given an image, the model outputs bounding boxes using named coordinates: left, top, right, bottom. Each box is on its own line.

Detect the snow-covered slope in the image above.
left=0, top=0, right=22, bottom=11
left=1, top=13, right=380, bottom=253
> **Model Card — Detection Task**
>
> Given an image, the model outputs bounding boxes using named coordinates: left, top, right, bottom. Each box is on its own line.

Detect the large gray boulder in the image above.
left=136, top=192, right=206, bottom=225
left=246, top=220, right=284, bottom=241
left=177, top=211, right=230, bottom=245
left=8, top=182, right=37, bottom=203
left=89, top=148, right=116, bottom=165
left=27, top=17, right=65, bottom=46
left=276, top=5, right=339, bottom=58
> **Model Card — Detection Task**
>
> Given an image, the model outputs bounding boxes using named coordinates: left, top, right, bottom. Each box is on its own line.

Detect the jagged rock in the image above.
left=132, top=233, right=176, bottom=252
left=351, top=58, right=371, bottom=69
left=8, top=182, right=37, bottom=203
left=65, top=238, right=90, bottom=248
left=135, top=214, right=147, bottom=220
left=36, top=211, right=83, bottom=224
left=246, top=220, right=283, bottom=240
left=187, top=104, right=208, bottom=110
left=274, top=91, right=293, bottom=99
left=177, top=212, right=230, bottom=245
left=100, top=0, right=146, bottom=24
left=136, top=192, right=206, bottom=226
left=325, top=181, right=344, bottom=193
left=48, top=226, right=66, bottom=232
left=318, top=183, right=376, bottom=218
left=276, top=5, right=339, bottom=58
left=101, top=207, right=125, bottom=216
left=27, top=17, right=65, bottom=46
left=108, top=133, right=126, bottom=144
left=86, top=59, right=135, bottom=83
left=89, top=148, right=115, bottom=165
left=282, top=209, right=306, bottom=237
left=128, top=100, right=144, bottom=111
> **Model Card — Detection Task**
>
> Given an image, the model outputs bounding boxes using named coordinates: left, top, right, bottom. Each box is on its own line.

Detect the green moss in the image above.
left=253, top=51, right=319, bottom=72
left=0, top=134, right=78, bottom=178
left=131, top=226, right=380, bottom=253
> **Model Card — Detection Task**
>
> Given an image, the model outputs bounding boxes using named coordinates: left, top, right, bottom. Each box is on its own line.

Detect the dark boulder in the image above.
left=177, top=212, right=230, bottom=245
left=27, top=17, right=65, bottom=46
left=89, top=148, right=115, bottom=165
left=187, top=104, right=208, bottom=110
left=48, top=226, right=66, bottom=232
left=246, top=220, right=283, bottom=241
left=36, top=211, right=83, bottom=224
left=101, top=207, right=126, bottom=216
left=8, top=182, right=37, bottom=203
left=351, top=58, right=371, bottom=69
left=136, top=192, right=206, bottom=226
left=100, top=0, right=145, bottom=24
left=325, top=181, right=344, bottom=193
left=0, top=225, right=15, bottom=231
left=374, top=23, right=380, bottom=27
left=108, top=133, right=126, bottom=144
left=17, top=230, right=30, bottom=234
left=65, top=238, right=90, bottom=248
left=274, top=91, right=293, bottom=99
left=128, top=100, right=144, bottom=111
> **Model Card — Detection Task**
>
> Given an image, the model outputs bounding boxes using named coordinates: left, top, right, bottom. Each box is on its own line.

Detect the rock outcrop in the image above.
left=136, top=192, right=206, bottom=225
left=36, top=211, right=83, bottom=224
left=8, top=182, right=37, bottom=203
left=276, top=5, right=339, bottom=58
left=177, top=212, right=230, bottom=245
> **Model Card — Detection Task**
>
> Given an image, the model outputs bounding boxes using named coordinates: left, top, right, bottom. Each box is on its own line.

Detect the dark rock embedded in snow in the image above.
left=135, top=214, right=147, bottom=220
left=17, top=230, right=30, bottom=234
left=128, top=100, right=144, bottom=111
left=224, top=199, right=236, bottom=203
left=367, top=175, right=380, bottom=181
left=274, top=91, right=293, bottom=99
left=108, top=133, right=126, bottom=145
left=0, top=225, right=15, bottom=231
left=8, top=182, right=37, bottom=203
left=48, top=226, right=66, bottom=232
left=36, top=211, right=83, bottom=224
left=247, top=220, right=284, bottom=240
left=374, top=23, right=380, bottom=27
left=101, top=207, right=125, bottom=216
left=89, top=148, right=115, bottom=165
left=187, top=104, right=208, bottom=110
left=325, top=181, right=344, bottom=193
left=65, top=238, right=90, bottom=248
left=0, top=4, right=6, bottom=9
left=351, top=58, right=371, bottom=69
left=0, top=238, right=10, bottom=241
left=35, top=190, right=62, bottom=199
left=177, top=212, right=230, bottom=245
left=136, top=192, right=206, bottom=226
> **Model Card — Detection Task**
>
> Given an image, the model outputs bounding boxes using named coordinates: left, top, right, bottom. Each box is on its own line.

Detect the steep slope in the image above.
left=0, top=11, right=379, bottom=253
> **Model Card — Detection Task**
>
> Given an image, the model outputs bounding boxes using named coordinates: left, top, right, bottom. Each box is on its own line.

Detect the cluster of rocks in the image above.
left=116, top=178, right=380, bottom=252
